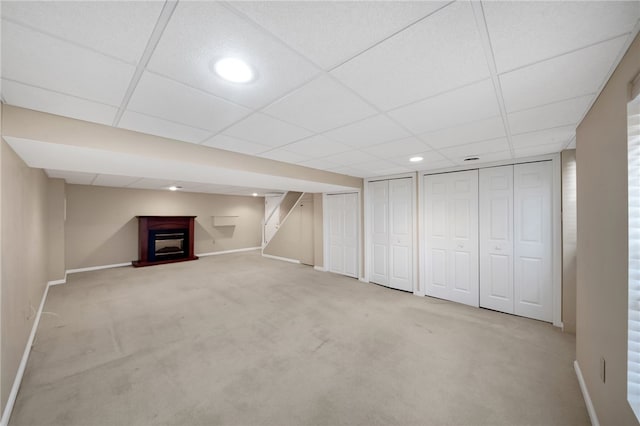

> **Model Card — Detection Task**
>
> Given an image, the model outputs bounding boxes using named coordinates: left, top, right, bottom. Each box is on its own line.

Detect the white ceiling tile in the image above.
left=331, top=1, right=490, bottom=110
left=319, top=150, right=380, bottom=167
left=323, top=114, right=411, bottom=148
left=147, top=1, right=320, bottom=109
left=2, top=1, right=163, bottom=64
left=511, top=126, right=576, bottom=149
left=566, top=138, right=576, bottom=150
left=417, top=159, right=457, bottom=171
left=513, top=142, right=566, bottom=158
left=374, top=166, right=415, bottom=176
left=362, top=137, right=430, bottom=158
left=258, top=149, right=310, bottom=164
left=202, top=134, right=271, bottom=155
left=223, top=113, right=312, bottom=148
left=391, top=151, right=448, bottom=167
left=45, top=169, right=96, bottom=185
left=2, top=21, right=135, bottom=106
left=1, top=79, right=117, bottom=125
left=297, top=157, right=343, bottom=170
left=228, top=1, right=448, bottom=69
left=92, top=174, right=142, bottom=188
left=127, top=178, right=177, bottom=191
left=508, top=95, right=592, bottom=135
left=263, top=75, right=377, bottom=132
left=127, top=72, right=251, bottom=133
left=389, top=79, right=500, bottom=135
left=328, top=166, right=370, bottom=178
left=452, top=150, right=513, bottom=166
left=438, top=137, right=511, bottom=162
left=418, top=116, right=506, bottom=149
left=500, top=36, right=628, bottom=112
left=484, top=1, right=640, bottom=73
left=119, top=110, right=212, bottom=144
left=283, top=135, right=351, bottom=158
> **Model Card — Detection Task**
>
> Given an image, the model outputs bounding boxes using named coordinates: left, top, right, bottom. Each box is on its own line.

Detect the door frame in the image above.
left=363, top=172, right=418, bottom=291
left=322, top=190, right=361, bottom=278
left=418, top=153, right=562, bottom=327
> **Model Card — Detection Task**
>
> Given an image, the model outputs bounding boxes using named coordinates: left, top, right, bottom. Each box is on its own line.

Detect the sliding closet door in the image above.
left=514, top=161, right=552, bottom=322
left=370, top=181, right=389, bottom=286
left=479, top=166, right=514, bottom=314
left=327, top=193, right=359, bottom=278
left=389, top=178, right=413, bottom=292
left=425, top=170, right=479, bottom=307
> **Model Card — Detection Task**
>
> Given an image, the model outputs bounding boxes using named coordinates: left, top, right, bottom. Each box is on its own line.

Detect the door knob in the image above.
left=495, top=246, right=502, bottom=250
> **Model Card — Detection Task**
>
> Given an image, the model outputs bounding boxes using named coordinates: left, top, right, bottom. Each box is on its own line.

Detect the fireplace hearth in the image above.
left=133, top=216, right=198, bottom=267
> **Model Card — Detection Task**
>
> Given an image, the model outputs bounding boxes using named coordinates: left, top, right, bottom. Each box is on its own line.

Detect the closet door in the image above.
left=389, top=178, right=413, bottom=292
left=479, top=166, right=514, bottom=314
left=514, top=161, right=553, bottom=322
left=425, top=170, right=479, bottom=307
left=370, top=181, right=389, bottom=286
left=343, top=193, right=359, bottom=278
left=327, top=193, right=359, bottom=278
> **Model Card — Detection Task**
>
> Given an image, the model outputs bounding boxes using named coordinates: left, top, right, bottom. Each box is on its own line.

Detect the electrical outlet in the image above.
left=600, top=357, right=606, bottom=383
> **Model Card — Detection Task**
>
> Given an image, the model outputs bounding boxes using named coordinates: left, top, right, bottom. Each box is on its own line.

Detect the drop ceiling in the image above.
left=1, top=1, right=639, bottom=193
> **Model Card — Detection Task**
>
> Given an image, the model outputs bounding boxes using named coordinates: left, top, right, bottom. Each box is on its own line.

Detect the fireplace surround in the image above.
left=133, top=216, right=198, bottom=267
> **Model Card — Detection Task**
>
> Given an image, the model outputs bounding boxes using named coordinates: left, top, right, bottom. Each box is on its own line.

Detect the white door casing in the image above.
left=479, top=165, right=515, bottom=314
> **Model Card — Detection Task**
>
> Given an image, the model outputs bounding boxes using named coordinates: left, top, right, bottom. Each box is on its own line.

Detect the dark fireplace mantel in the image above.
left=132, top=216, right=198, bottom=267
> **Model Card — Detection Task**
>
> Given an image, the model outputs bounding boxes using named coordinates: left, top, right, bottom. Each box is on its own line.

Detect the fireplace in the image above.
left=133, top=216, right=198, bottom=267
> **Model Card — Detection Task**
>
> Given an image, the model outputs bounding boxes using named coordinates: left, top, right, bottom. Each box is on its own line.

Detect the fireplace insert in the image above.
left=148, top=229, right=188, bottom=262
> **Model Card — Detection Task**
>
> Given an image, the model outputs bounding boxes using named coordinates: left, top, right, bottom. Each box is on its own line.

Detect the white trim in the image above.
left=575, top=360, right=600, bottom=426
left=552, top=153, right=563, bottom=327
left=419, top=153, right=559, bottom=176
left=416, top=171, right=426, bottom=297
left=313, top=265, right=327, bottom=272
left=0, top=282, right=50, bottom=426
left=47, top=275, right=67, bottom=286
left=261, top=253, right=300, bottom=264
left=322, top=190, right=362, bottom=280
left=359, top=277, right=369, bottom=283
left=197, top=247, right=261, bottom=257
left=66, top=262, right=132, bottom=274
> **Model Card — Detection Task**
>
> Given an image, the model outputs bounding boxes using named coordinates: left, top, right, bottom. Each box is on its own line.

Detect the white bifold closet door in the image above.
left=369, top=178, right=413, bottom=292
left=425, top=170, right=479, bottom=307
left=327, top=193, right=358, bottom=278
left=479, top=161, right=553, bottom=322
left=479, top=165, right=515, bottom=313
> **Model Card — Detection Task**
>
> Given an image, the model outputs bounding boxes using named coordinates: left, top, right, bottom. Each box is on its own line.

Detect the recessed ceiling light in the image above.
left=213, top=57, right=255, bottom=83
left=409, top=156, right=424, bottom=163
left=168, top=185, right=182, bottom=191
left=252, top=193, right=258, bottom=197
left=463, top=156, right=480, bottom=162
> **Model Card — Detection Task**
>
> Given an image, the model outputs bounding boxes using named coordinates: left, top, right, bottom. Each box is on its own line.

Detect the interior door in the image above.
left=479, top=166, right=514, bottom=314
left=389, top=178, right=413, bottom=292
left=327, top=193, right=358, bottom=278
left=514, top=161, right=553, bottom=321
left=370, top=180, right=389, bottom=286
left=343, top=193, right=359, bottom=278
left=425, top=170, right=479, bottom=307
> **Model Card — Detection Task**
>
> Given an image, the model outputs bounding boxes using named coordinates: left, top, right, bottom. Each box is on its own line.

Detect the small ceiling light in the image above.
left=463, top=156, right=480, bottom=162
left=168, top=185, right=182, bottom=191
left=409, top=156, right=424, bottom=163
left=213, top=57, right=255, bottom=83
left=252, top=193, right=258, bottom=197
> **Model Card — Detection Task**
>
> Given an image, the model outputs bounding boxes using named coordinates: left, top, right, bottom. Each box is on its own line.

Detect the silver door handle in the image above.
left=495, top=246, right=502, bottom=250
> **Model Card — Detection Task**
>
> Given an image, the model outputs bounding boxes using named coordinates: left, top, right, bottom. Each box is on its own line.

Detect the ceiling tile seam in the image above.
left=122, top=106, right=216, bottom=134
left=325, top=1, right=456, bottom=72
left=112, top=0, right=179, bottom=127
left=496, top=32, right=634, bottom=77
left=1, top=77, right=123, bottom=109
left=470, top=1, right=514, bottom=158
left=1, top=16, right=138, bottom=66
left=506, top=93, right=597, bottom=115
left=510, top=122, right=578, bottom=138
left=570, top=20, right=640, bottom=140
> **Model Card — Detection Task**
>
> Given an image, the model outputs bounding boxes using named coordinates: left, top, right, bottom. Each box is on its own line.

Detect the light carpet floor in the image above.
left=11, top=250, right=588, bottom=426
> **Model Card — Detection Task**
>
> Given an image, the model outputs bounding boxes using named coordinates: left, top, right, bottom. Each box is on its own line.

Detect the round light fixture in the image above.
left=409, top=156, right=424, bottom=163
left=252, top=193, right=258, bottom=197
left=213, top=57, right=255, bottom=83
left=168, top=185, right=182, bottom=191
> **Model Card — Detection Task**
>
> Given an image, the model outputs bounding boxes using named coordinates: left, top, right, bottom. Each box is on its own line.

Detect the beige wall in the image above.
left=576, top=33, right=640, bottom=425
left=0, top=139, right=49, bottom=413
left=47, top=179, right=66, bottom=282
left=65, top=185, right=263, bottom=270
left=562, top=149, right=577, bottom=334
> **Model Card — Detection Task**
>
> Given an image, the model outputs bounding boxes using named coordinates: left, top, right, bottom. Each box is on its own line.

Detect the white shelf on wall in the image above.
left=212, top=216, right=239, bottom=227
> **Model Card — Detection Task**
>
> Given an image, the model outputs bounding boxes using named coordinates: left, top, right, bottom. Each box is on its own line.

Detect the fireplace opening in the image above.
left=149, top=229, right=188, bottom=261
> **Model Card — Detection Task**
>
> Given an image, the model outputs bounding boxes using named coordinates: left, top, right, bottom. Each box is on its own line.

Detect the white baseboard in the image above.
left=262, top=253, right=300, bottom=264
left=0, top=282, right=50, bottom=426
left=313, top=266, right=326, bottom=272
left=413, top=290, right=426, bottom=297
left=359, top=277, right=369, bottom=283
left=47, top=275, right=67, bottom=286
left=66, top=262, right=132, bottom=274
left=197, top=247, right=261, bottom=257
left=574, top=360, right=600, bottom=426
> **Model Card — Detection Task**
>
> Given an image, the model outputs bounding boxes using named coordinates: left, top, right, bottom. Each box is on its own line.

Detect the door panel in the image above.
left=480, top=165, right=514, bottom=314
left=425, top=170, right=479, bottom=306
left=389, top=178, right=413, bottom=291
left=327, top=193, right=359, bottom=278
left=370, top=181, right=389, bottom=285
left=344, top=193, right=359, bottom=277
left=514, top=161, right=552, bottom=321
